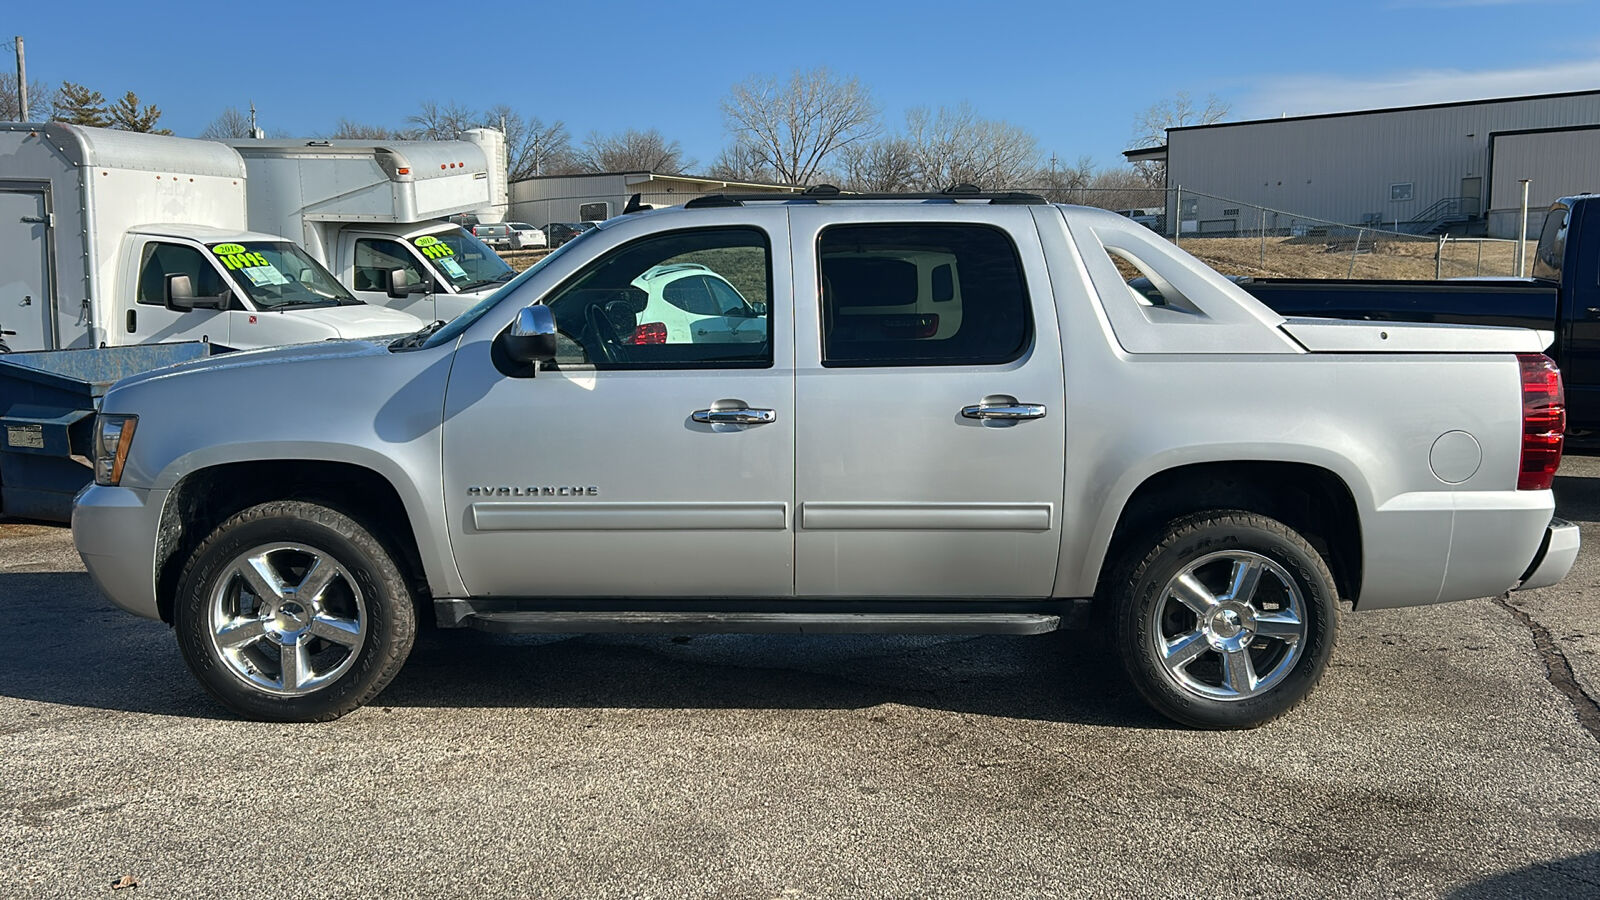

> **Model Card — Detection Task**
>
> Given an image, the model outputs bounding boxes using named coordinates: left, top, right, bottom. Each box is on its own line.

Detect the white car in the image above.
left=627, top=263, right=766, bottom=344
left=506, top=222, right=548, bottom=250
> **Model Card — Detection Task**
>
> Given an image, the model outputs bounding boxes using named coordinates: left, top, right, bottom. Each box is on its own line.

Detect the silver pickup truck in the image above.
left=71, top=189, right=1579, bottom=728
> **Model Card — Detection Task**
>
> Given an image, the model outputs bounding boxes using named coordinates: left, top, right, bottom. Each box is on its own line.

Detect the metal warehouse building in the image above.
left=508, top=171, right=796, bottom=226
left=1128, top=89, right=1600, bottom=239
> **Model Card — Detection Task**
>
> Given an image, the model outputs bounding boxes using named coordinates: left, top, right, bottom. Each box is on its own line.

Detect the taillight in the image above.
left=630, top=322, right=668, bottom=344
left=1516, top=353, right=1565, bottom=490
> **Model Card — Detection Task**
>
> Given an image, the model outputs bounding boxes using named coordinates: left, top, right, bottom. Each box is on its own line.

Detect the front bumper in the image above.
left=71, top=484, right=167, bottom=621
left=1515, top=517, right=1581, bottom=591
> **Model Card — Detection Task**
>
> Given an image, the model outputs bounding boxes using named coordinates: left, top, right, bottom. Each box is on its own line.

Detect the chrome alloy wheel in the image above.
left=207, top=542, right=368, bottom=696
left=1150, top=550, right=1307, bottom=701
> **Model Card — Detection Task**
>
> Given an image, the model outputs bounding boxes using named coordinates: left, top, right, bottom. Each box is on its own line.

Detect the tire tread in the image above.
left=1109, top=509, right=1339, bottom=730
left=173, top=500, right=416, bottom=722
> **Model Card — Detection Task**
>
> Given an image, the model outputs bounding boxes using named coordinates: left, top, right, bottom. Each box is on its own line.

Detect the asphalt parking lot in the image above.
left=2, top=466, right=1598, bottom=898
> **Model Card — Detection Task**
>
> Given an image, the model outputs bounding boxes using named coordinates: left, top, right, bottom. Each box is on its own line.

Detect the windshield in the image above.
left=408, top=225, right=601, bottom=351
left=207, top=241, right=357, bottom=309
left=1531, top=206, right=1567, bottom=283
left=411, top=227, right=516, bottom=292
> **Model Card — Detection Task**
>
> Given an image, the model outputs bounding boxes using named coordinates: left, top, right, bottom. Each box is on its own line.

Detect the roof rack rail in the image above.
left=684, top=183, right=1048, bottom=209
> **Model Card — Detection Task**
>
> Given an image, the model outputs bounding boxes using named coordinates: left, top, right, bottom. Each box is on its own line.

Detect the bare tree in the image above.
left=108, top=91, right=171, bottom=134
left=484, top=104, right=574, bottom=180
left=0, top=72, right=54, bottom=121
left=575, top=128, right=692, bottom=174
left=837, top=137, right=916, bottom=192
left=328, top=118, right=405, bottom=140
left=900, top=103, right=1039, bottom=191
left=706, top=142, right=777, bottom=184
left=1031, top=154, right=1098, bottom=204
left=1078, top=167, right=1164, bottom=212
left=721, top=67, right=879, bottom=186
left=200, top=107, right=256, bottom=139
left=408, top=99, right=477, bottom=140
left=1129, top=91, right=1229, bottom=186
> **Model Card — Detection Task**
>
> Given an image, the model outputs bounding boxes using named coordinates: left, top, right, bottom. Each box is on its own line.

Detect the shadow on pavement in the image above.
left=0, top=571, right=227, bottom=721
left=1447, top=849, right=1600, bottom=899
left=0, top=570, right=1167, bottom=729
left=1553, top=473, right=1600, bottom=523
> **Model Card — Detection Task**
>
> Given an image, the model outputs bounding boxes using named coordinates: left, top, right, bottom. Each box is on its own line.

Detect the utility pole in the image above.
left=1517, top=179, right=1531, bottom=277
left=14, top=35, right=27, bottom=121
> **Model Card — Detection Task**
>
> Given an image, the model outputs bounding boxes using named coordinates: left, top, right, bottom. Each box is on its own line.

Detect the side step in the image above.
left=445, top=610, right=1062, bottom=636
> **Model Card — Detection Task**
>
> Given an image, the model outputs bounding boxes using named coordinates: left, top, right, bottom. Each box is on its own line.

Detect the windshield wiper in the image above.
left=456, top=279, right=505, bottom=292
left=389, top=319, right=447, bottom=350
left=264, top=299, right=336, bottom=310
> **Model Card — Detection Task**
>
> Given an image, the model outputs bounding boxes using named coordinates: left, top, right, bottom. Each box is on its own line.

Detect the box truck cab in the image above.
left=336, top=220, right=516, bottom=322
left=0, top=123, right=425, bottom=352
left=228, top=139, right=516, bottom=322
left=119, top=226, right=427, bottom=347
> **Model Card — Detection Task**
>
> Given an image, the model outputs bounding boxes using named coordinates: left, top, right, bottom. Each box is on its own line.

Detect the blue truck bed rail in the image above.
left=0, top=343, right=217, bottom=521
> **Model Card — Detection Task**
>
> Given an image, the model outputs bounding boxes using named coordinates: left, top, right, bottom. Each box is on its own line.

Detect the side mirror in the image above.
left=749, top=301, right=768, bottom=316
left=165, top=274, right=226, bottom=311
left=501, top=305, right=558, bottom=366
left=387, top=268, right=429, bottom=299
left=164, top=273, right=193, bottom=310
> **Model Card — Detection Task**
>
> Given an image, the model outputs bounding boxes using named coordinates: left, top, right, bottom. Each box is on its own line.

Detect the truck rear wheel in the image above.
left=1110, top=511, right=1338, bottom=729
left=173, top=501, right=415, bottom=722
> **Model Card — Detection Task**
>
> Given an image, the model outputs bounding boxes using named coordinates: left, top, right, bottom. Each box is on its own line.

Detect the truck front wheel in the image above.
left=1110, top=511, right=1339, bottom=729
left=173, top=501, right=416, bottom=722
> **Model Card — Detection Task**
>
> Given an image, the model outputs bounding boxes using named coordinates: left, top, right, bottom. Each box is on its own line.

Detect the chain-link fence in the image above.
left=1019, top=186, right=1529, bottom=280
left=490, top=182, right=1533, bottom=280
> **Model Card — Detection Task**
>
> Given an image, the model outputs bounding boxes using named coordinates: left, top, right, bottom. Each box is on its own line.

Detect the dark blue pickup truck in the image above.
left=1238, top=195, right=1600, bottom=435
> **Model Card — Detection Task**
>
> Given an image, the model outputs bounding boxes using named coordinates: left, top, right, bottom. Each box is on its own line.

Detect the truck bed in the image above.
left=1237, top=277, right=1558, bottom=332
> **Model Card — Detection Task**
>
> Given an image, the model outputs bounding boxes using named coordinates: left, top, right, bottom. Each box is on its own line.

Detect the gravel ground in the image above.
left=1, top=464, right=1597, bottom=898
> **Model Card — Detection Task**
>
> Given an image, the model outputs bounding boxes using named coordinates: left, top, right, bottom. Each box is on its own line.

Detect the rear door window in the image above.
left=818, top=224, right=1031, bottom=367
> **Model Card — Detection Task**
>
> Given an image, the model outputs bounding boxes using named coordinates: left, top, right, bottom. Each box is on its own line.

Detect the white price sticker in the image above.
left=242, top=265, right=289, bottom=287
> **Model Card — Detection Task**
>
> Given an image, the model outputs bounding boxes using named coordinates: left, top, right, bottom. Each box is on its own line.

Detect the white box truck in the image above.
left=0, top=123, right=426, bottom=352
left=227, top=139, right=518, bottom=322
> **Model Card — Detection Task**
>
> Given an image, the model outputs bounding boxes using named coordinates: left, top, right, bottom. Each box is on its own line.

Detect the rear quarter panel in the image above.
left=1039, top=207, right=1537, bottom=608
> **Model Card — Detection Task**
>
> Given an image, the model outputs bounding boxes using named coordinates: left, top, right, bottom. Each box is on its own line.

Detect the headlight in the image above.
left=93, top=414, right=138, bottom=486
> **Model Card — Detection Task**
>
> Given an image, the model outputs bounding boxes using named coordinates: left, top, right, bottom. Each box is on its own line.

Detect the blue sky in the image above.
left=10, top=0, right=1600, bottom=173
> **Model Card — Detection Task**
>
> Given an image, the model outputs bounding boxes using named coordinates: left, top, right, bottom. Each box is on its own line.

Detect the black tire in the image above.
left=1109, top=511, right=1338, bottom=729
left=173, top=501, right=416, bottom=722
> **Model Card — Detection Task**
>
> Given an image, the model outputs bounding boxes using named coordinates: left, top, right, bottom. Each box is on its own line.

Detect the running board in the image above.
left=442, top=609, right=1062, bottom=636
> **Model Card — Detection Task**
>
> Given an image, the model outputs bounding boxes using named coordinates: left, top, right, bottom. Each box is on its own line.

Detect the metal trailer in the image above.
left=0, top=342, right=216, bottom=521
left=0, top=122, right=249, bottom=352
left=226, top=138, right=494, bottom=262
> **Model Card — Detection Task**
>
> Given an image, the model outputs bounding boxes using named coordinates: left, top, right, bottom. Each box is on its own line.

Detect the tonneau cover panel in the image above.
left=1281, top=317, right=1552, bottom=353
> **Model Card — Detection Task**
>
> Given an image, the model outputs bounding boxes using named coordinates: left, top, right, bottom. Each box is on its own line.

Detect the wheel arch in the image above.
left=1086, top=459, right=1365, bottom=606
left=154, top=459, right=438, bottom=625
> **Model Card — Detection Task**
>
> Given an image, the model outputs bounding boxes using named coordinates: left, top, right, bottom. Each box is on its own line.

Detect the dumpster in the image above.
left=0, top=343, right=217, bottom=522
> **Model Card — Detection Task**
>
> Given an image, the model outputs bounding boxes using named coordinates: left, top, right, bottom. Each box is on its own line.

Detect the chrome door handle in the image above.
left=962, top=400, right=1046, bottom=421
left=692, top=408, right=777, bottom=426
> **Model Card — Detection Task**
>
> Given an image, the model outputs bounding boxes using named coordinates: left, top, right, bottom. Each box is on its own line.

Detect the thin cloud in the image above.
left=1240, top=59, right=1600, bottom=120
